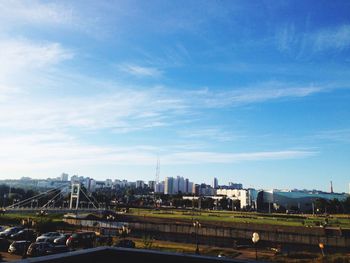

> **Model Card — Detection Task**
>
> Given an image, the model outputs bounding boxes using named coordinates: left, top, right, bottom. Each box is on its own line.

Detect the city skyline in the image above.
left=0, top=1, right=349, bottom=192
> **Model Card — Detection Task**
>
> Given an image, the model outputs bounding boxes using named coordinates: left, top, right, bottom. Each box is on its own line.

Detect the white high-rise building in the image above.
left=164, top=177, right=174, bottom=195
left=212, top=177, right=218, bottom=189
left=177, top=176, right=185, bottom=193
left=155, top=181, right=165, bottom=193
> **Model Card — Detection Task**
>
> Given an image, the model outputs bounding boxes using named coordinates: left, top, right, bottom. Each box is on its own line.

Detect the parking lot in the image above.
left=0, top=224, right=98, bottom=262
left=1, top=251, right=22, bottom=262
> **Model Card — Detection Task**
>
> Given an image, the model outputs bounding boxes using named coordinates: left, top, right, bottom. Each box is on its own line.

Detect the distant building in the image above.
left=219, top=182, right=243, bottom=190
left=164, top=177, right=174, bottom=195
left=148, top=180, right=156, bottom=190
left=105, top=179, right=113, bottom=188
left=61, top=173, right=69, bottom=181
left=198, top=184, right=215, bottom=196
left=163, top=176, right=194, bottom=195
left=176, top=176, right=186, bottom=193
left=70, top=175, right=79, bottom=183
left=212, top=177, right=218, bottom=189
left=256, top=189, right=348, bottom=212
left=228, top=182, right=243, bottom=189
left=216, top=188, right=256, bottom=209
left=155, top=181, right=165, bottom=193
left=136, top=180, right=145, bottom=188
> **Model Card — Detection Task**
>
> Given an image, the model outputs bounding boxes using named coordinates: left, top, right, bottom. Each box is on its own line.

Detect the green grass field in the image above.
left=128, top=208, right=350, bottom=228
left=0, top=213, right=64, bottom=225
left=1, top=209, right=350, bottom=229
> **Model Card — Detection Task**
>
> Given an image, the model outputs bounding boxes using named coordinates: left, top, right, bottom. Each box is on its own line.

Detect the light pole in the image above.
left=21, top=218, right=34, bottom=259
left=193, top=221, right=201, bottom=254
left=38, top=210, right=47, bottom=223
left=252, top=232, right=260, bottom=260
left=106, top=215, right=115, bottom=246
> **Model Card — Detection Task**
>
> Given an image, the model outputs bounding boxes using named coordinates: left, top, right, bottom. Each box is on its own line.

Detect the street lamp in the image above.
left=37, top=210, right=48, bottom=223
left=252, top=232, right=260, bottom=260
left=21, top=218, right=34, bottom=259
left=106, top=215, right=115, bottom=245
left=193, top=221, right=201, bottom=254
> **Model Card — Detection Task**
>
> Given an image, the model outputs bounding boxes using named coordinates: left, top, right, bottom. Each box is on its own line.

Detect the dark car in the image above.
left=66, top=232, right=96, bottom=249
left=0, top=238, right=10, bottom=252
left=53, top=233, right=71, bottom=245
left=8, top=241, right=31, bottom=255
left=114, top=239, right=135, bottom=248
left=26, top=242, right=53, bottom=257
left=0, top=226, right=23, bottom=238
left=11, top=229, right=37, bottom=241
left=47, top=245, right=70, bottom=255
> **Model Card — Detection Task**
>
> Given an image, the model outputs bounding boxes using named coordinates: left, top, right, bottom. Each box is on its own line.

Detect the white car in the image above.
left=36, top=232, right=62, bottom=243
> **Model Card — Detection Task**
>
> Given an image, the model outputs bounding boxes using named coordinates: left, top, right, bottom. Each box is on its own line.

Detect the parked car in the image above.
left=0, top=238, right=10, bottom=252
left=26, top=242, right=53, bottom=257
left=0, top=226, right=6, bottom=232
left=66, top=232, right=96, bottom=249
left=47, top=245, right=70, bottom=255
left=53, top=233, right=71, bottom=245
left=36, top=232, right=61, bottom=243
left=114, top=239, right=135, bottom=248
left=0, top=226, right=23, bottom=238
left=11, top=229, right=37, bottom=241
left=8, top=241, right=31, bottom=255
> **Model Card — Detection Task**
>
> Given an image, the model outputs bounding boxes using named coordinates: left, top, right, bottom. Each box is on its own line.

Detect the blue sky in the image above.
left=0, top=0, right=349, bottom=192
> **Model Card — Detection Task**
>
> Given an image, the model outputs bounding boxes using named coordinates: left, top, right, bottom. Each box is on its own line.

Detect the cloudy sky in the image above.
left=0, top=0, right=349, bottom=192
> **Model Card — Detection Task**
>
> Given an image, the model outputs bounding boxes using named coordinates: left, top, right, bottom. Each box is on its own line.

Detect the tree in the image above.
left=219, top=197, right=229, bottom=210
left=232, top=200, right=241, bottom=211
left=342, top=197, right=350, bottom=213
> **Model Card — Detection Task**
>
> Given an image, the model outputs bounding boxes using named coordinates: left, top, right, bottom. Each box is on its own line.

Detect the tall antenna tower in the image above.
left=330, top=181, right=334, bottom=193
left=155, top=157, right=160, bottom=183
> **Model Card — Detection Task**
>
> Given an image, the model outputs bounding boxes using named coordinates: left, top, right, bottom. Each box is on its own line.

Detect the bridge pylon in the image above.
left=69, top=183, right=81, bottom=209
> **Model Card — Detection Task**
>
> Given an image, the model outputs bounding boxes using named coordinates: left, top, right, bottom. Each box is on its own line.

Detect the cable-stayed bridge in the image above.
left=3, top=182, right=104, bottom=214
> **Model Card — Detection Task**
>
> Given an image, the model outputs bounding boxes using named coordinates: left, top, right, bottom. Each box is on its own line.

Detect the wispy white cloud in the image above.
left=189, top=82, right=325, bottom=108
left=313, top=25, right=350, bottom=51
left=0, top=132, right=316, bottom=174
left=178, top=128, right=242, bottom=142
left=0, top=87, right=186, bottom=133
left=0, top=133, right=157, bottom=172
left=0, top=0, right=76, bottom=31
left=0, top=38, right=73, bottom=102
left=312, top=129, right=350, bottom=143
left=162, top=150, right=317, bottom=164
left=0, top=38, right=73, bottom=78
left=0, top=76, right=336, bottom=135
left=276, top=24, right=350, bottom=55
left=119, top=64, right=163, bottom=77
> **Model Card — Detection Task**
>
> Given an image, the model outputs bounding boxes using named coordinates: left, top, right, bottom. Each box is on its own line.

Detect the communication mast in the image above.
left=155, top=157, right=160, bottom=184
left=330, top=181, right=334, bottom=193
